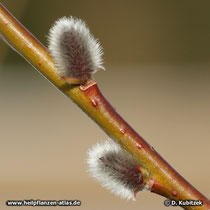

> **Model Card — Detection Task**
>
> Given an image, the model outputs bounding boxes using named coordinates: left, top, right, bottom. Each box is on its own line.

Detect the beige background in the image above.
left=0, top=0, right=210, bottom=209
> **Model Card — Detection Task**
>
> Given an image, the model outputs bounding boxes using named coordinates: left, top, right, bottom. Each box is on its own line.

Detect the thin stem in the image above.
left=0, top=3, right=209, bottom=209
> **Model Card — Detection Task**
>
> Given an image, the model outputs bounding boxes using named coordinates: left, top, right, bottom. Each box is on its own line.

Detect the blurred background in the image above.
left=0, top=0, right=210, bottom=209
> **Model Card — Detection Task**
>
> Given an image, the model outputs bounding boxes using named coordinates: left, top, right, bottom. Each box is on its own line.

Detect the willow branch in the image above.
left=0, top=3, right=209, bottom=209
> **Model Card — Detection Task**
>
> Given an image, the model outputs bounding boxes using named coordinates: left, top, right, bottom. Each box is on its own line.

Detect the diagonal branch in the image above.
left=0, top=3, right=209, bottom=209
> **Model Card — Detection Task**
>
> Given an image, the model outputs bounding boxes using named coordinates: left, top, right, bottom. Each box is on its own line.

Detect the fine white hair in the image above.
left=87, top=140, right=143, bottom=200
left=48, top=17, right=103, bottom=81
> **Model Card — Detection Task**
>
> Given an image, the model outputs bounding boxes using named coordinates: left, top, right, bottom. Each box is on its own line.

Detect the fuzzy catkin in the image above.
left=48, top=17, right=103, bottom=82
left=87, top=140, right=143, bottom=200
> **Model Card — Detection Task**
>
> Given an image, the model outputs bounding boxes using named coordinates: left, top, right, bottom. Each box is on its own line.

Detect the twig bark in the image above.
left=0, top=3, right=209, bottom=209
